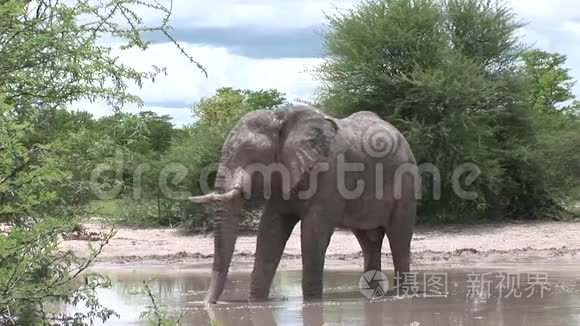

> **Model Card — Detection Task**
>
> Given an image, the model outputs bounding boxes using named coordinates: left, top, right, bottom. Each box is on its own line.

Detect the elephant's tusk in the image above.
left=189, top=189, right=240, bottom=204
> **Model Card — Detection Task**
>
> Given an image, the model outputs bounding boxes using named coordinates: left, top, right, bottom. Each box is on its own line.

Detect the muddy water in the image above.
left=75, top=260, right=580, bottom=325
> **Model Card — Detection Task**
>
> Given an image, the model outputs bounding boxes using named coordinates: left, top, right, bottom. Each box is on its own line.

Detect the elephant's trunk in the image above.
left=205, top=200, right=241, bottom=303
left=190, top=168, right=247, bottom=304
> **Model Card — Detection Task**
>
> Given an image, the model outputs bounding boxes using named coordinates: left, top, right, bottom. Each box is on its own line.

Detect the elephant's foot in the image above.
left=248, top=290, right=270, bottom=303
left=302, top=295, right=323, bottom=302
left=302, top=288, right=323, bottom=301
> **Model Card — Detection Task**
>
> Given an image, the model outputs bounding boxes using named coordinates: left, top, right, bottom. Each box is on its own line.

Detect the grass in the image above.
left=86, top=199, right=173, bottom=228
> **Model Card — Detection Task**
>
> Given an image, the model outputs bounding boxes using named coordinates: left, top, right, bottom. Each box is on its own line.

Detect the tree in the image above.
left=189, top=87, right=288, bottom=185
left=96, top=111, right=175, bottom=155
left=0, top=0, right=204, bottom=323
left=88, top=88, right=288, bottom=229
left=139, top=111, right=175, bottom=154
left=318, top=0, right=579, bottom=221
left=522, top=50, right=580, bottom=210
left=193, top=87, right=286, bottom=129
left=169, top=88, right=288, bottom=231
left=522, top=50, right=579, bottom=113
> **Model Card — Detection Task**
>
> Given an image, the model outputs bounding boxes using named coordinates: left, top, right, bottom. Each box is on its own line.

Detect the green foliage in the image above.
left=0, top=108, right=118, bottom=318
left=92, top=198, right=183, bottom=228
left=167, top=88, right=288, bottom=231
left=193, top=87, right=286, bottom=129
left=86, top=88, right=287, bottom=230
left=134, top=280, right=186, bottom=326
left=96, top=111, right=176, bottom=155
left=0, top=100, right=110, bottom=323
left=522, top=50, right=578, bottom=112
left=522, top=51, right=580, bottom=213
left=0, top=0, right=204, bottom=323
left=318, top=0, right=580, bottom=221
left=0, top=101, right=70, bottom=227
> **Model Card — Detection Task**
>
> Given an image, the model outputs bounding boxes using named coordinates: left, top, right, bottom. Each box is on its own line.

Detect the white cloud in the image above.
left=113, top=42, right=323, bottom=105
left=562, top=20, right=580, bottom=37
left=78, top=0, right=580, bottom=126
left=509, top=0, right=580, bottom=23
left=73, top=42, right=323, bottom=126
left=138, top=0, right=358, bottom=28
left=70, top=101, right=113, bottom=119
left=70, top=100, right=194, bottom=126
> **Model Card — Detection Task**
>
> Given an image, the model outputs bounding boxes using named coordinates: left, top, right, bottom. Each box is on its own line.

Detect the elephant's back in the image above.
left=331, top=111, right=417, bottom=229
left=336, top=111, right=415, bottom=165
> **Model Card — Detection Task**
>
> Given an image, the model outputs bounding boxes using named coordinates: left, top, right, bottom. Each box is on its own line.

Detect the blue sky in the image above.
left=75, top=0, right=580, bottom=126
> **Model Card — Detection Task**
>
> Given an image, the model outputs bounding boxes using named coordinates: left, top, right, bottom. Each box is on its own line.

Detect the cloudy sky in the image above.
left=77, top=0, right=580, bottom=126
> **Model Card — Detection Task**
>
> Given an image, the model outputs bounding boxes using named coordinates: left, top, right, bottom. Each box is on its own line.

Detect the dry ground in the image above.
left=62, top=220, right=580, bottom=270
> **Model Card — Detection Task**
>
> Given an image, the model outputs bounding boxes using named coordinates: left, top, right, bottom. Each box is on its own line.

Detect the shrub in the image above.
left=317, top=0, right=580, bottom=222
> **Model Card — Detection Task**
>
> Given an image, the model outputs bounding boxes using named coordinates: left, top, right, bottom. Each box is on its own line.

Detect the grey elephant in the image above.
left=189, top=106, right=417, bottom=303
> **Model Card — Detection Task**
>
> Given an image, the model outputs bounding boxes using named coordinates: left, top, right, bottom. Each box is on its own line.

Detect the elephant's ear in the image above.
left=280, top=110, right=338, bottom=196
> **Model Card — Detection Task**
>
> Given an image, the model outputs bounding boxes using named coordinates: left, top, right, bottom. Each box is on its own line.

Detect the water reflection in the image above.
left=85, top=265, right=580, bottom=325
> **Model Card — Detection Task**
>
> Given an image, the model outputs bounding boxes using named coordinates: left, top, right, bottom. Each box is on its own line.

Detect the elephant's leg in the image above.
left=353, top=228, right=384, bottom=272
left=249, top=206, right=298, bottom=301
left=386, top=227, right=411, bottom=287
left=300, top=209, right=335, bottom=300
left=385, top=200, right=415, bottom=288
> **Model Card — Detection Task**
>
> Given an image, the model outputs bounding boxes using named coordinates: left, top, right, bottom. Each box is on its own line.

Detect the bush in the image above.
left=0, top=0, right=204, bottom=322
left=317, top=0, right=580, bottom=222
left=89, top=198, right=179, bottom=228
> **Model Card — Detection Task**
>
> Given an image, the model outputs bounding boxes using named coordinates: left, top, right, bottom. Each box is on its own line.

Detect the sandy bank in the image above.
left=61, top=220, right=580, bottom=270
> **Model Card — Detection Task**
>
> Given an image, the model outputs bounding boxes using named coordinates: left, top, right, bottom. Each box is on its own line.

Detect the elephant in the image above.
left=189, top=106, right=417, bottom=304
